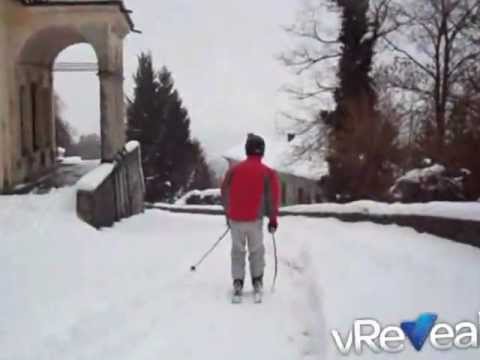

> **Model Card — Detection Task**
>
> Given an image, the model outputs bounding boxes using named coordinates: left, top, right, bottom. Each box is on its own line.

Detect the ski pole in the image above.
left=190, top=227, right=230, bottom=271
left=271, top=232, right=278, bottom=292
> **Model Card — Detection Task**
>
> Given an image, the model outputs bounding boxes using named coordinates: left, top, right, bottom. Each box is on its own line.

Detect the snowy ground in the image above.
left=1, top=189, right=480, bottom=359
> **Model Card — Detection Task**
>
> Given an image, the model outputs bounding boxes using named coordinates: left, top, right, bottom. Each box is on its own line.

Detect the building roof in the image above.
left=19, top=0, right=138, bottom=33
left=223, top=135, right=328, bottom=181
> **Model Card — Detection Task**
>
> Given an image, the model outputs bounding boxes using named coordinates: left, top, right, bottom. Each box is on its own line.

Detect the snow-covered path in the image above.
left=2, top=189, right=480, bottom=359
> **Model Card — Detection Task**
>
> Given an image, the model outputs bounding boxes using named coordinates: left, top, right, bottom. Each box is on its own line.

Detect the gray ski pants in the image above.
left=230, top=220, right=265, bottom=281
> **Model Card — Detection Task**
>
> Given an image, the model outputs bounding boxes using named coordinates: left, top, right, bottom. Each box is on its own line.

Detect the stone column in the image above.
left=42, top=86, right=52, bottom=147
left=38, top=69, right=54, bottom=149
left=98, top=69, right=125, bottom=162
left=35, top=80, right=45, bottom=150
left=0, top=0, right=9, bottom=191
left=23, top=81, right=34, bottom=155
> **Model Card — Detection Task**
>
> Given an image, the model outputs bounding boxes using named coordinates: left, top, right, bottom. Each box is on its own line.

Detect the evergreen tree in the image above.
left=159, top=88, right=195, bottom=201
left=127, top=53, right=161, bottom=145
left=126, top=53, right=165, bottom=201
left=127, top=53, right=213, bottom=202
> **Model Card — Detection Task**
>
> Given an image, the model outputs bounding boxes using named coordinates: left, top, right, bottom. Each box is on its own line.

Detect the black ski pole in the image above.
left=190, top=227, right=230, bottom=271
left=271, top=232, right=278, bottom=292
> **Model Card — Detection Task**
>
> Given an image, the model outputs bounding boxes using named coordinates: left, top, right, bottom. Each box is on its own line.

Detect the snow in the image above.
left=283, top=200, right=480, bottom=221
left=57, top=147, right=66, bottom=158
left=124, top=140, right=139, bottom=153
left=397, top=164, right=446, bottom=183
left=151, top=202, right=224, bottom=212
left=60, top=156, right=84, bottom=165
left=223, top=136, right=328, bottom=180
left=175, top=188, right=221, bottom=205
left=1, top=189, right=480, bottom=359
left=76, top=163, right=115, bottom=192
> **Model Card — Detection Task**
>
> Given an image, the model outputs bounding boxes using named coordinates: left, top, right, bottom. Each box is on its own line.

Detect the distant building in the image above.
left=223, top=134, right=328, bottom=206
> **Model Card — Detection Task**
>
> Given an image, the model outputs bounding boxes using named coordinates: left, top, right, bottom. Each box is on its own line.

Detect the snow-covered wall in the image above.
left=281, top=205, right=480, bottom=248
left=148, top=201, right=480, bottom=248
left=77, top=143, right=145, bottom=228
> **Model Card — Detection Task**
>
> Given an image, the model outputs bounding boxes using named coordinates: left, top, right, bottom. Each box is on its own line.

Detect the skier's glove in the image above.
left=268, top=219, right=278, bottom=234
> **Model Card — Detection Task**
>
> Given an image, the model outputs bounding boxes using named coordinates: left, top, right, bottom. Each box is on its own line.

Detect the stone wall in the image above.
left=147, top=204, right=480, bottom=248
left=77, top=142, right=145, bottom=228
left=281, top=210, right=480, bottom=248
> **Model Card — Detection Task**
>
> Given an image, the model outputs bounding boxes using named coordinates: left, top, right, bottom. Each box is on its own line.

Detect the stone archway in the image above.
left=1, top=0, right=134, bottom=190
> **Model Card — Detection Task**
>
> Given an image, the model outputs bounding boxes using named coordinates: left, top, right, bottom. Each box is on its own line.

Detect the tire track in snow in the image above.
left=300, top=246, right=329, bottom=360
left=277, top=241, right=329, bottom=359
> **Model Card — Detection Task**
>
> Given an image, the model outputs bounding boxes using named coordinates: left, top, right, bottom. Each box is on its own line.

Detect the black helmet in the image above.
left=245, top=133, right=265, bottom=156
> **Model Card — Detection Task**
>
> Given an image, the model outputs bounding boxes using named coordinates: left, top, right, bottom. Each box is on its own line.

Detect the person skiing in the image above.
left=221, top=133, right=280, bottom=302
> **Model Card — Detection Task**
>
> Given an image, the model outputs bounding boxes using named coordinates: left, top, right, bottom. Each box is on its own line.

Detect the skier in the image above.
left=221, top=133, right=280, bottom=303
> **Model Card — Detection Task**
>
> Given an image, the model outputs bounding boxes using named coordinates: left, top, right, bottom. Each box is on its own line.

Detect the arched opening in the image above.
left=15, top=25, right=107, bottom=185
left=12, top=20, right=127, bottom=193
left=54, top=44, right=101, bottom=162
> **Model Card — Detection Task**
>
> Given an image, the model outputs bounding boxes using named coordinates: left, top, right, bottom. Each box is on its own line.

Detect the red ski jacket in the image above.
left=221, top=156, right=280, bottom=222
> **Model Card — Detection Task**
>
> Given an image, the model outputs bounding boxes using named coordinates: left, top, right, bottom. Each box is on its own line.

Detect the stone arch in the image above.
left=0, top=1, right=138, bottom=202
left=17, top=25, right=103, bottom=68
left=13, top=21, right=126, bottom=183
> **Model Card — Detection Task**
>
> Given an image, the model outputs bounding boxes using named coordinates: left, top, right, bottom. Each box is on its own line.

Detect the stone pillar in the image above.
left=34, top=80, right=45, bottom=150
left=98, top=69, right=125, bottom=162
left=0, top=1, right=12, bottom=194
left=0, top=82, right=8, bottom=190
left=45, top=84, right=55, bottom=161
left=23, top=81, right=34, bottom=155
left=0, top=3, right=6, bottom=191
left=38, top=70, right=53, bottom=151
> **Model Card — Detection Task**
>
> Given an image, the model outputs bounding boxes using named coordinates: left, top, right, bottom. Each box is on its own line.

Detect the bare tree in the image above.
left=382, top=0, right=480, bottom=155
left=280, top=0, right=402, bottom=200
left=279, top=0, right=398, bottom=154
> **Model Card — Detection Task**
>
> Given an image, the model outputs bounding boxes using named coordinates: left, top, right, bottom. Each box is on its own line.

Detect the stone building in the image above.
left=223, top=135, right=328, bottom=206
left=0, top=0, right=136, bottom=193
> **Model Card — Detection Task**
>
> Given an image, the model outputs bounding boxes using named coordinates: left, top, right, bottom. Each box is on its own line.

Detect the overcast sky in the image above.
left=55, top=0, right=303, bottom=158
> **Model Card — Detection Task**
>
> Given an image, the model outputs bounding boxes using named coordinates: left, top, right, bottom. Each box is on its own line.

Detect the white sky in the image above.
left=54, top=0, right=302, bottom=157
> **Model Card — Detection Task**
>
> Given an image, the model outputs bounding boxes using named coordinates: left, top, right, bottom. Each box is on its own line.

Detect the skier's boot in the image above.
left=252, top=275, right=263, bottom=303
left=232, top=279, right=244, bottom=304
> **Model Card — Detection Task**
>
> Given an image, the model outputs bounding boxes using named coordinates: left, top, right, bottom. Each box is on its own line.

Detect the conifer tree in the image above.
left=127, top=53, right=213, bottom=202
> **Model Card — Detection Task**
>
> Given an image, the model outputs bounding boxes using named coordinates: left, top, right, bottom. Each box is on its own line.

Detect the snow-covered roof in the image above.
left=223, top=135, right=328, bottom=181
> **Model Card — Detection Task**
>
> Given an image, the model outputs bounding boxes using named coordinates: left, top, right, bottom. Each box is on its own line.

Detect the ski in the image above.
left=231, top=289, right=243, bottom=304
left=253, top=290, right=263, bottom=304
